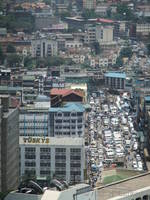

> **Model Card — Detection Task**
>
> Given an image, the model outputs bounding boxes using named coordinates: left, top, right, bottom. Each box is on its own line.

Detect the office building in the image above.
left=19, top=95, right=50, bottom=137
left=0, top=95, right=19, bottom=192
left=19, top=136, right=85, bottom=183
left=104, top=72, right=126, bottom=90
left=49, top=102, right=85, bottom=137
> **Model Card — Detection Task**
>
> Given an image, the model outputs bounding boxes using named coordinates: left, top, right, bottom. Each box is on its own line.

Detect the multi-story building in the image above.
left=84, top=24, right=96, bottom=44
left=96, top=25, right=114, bottom=45
left=19, top=136, right=85, bottom=183
left=31, top=35, right=58, bottom=58
left=136, top=23, right=150, bottom=38
left=0, top=95, right=19, bottom=192
left=19, top=95, right=50, bottom=137
left=104, top=72, right=126, bottom=90
left=83, top=0, right=96, bottom=10
left=49, top=102, right=85, bottom=137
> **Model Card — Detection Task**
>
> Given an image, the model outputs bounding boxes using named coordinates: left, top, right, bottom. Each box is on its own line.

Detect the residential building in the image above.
left=96, top=25, right=114, bottom=45
left=19, top=136, right=85, bottom=183
left=65, top=40, right=83, bottom=49
left=104, top=72, right=126, bottom=90
left=5, top=183, right=97, bottom=200
left=31, top=35, right=58, bottom=58
left=136, top=23, right=150, bottom=38
left=83, top=0, right=96, bottom=10
left=95, top=5, right=108, bottom=16
left=50, top=88, right=84, bottom=107
left=49, top=102, right=85, bottom=137
left=84, top=24, right=96, bottom=44
left=0, top=95, right=19, bottom=192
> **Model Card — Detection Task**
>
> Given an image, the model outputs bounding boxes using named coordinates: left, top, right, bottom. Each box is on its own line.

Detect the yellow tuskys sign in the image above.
left=23, top=137, right=50, bottom=144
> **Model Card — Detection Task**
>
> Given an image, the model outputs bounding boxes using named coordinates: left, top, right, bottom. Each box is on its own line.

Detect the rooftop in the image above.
left=50, top=88, right=83, bottom=97
left=97, top=173, right=150, bottom=200
left=19, top=136, right=85, bottom=146
left=105, top=72, right=126, bottom=79
left=49, top=102, right=85, bottom=112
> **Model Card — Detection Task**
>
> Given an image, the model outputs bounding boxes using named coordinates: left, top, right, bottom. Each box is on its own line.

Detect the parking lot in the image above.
left=86, top=90, right=145, bottom=187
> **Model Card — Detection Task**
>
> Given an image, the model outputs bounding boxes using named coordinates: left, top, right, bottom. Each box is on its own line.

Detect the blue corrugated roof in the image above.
left=145, top=96, right=150, bottom=101
left=105, top=72, right=126, bottom=79
left=49, top=102, right=85, bottom=112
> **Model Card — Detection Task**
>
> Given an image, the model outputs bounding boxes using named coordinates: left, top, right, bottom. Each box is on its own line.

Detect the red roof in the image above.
left=50, top=88, right=83, bottom=97
left=97, top=18, right=114, bottom=23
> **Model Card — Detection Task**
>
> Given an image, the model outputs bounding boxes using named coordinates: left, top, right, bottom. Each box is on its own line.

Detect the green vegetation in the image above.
left=116, top=56, right=123, bottom=67
left=120, top=46, right=133, bottom=59
left=43, top=0, right=51, bottom=5
left=6, top=43, right=16, bottom=53
left=82, top=9, right=97, bottom=19
left=0, top=12, right=35, bottom=33
left=0, top=191, right=10, bottom=200
left=91, top=42, right=102, bottom=55
left=103, top=174, right=129, bottom=185
left=0, top=44, right=5, bottom=64
left=147, top=43, right=150, bottom=55
left=7, top=54, right=23, bottom=67
left=114, top=3, right=135, bottom=21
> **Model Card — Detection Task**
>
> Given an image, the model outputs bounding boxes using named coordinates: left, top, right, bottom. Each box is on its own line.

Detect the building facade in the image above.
left=31, top=36, right=58, bottom=58
left=20, top=136, right=85, bottom=183
left=0, top=96, right=19, bottom=192
left=105, top=72, right=126, bottom=90
left=96, top=25, right=114, bottom=44
left=49, top=103, right=85, bottom=137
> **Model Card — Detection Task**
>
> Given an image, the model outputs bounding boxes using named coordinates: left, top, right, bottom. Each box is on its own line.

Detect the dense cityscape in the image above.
left=0, top=0, right=150, bottom=199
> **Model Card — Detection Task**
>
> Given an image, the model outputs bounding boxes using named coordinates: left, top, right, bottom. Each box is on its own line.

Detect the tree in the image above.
left=116, top=56, right=123, bottom=67
left=6, top=43, right=16, bottom=53
left=147, top=43, right=150, bottom=55
left=43, top=0, right=51, bottom=5
left=24, top=56, right=34, bottom=69
left=82, top=9, right=97, bottom=19
left=120, top=47, right=133, bottom=59
left=92, top=42, right=101, bottom=55
left=7, top=54, right=22, bottom=67
left=115, top=3, right=135, bottom=21
left=0, top=44, right=5, bottom=64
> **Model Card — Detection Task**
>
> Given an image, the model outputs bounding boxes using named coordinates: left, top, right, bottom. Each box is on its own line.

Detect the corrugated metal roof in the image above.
left=49, top=102, right=85, bottom=112
left=105, top=72, right=126, bottom=79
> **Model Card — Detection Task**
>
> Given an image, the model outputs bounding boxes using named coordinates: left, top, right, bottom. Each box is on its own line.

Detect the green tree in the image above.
left=92, top=42, right=101, bottom=55
left=43, top=0, right=51, bottom=5
left=115, top=3, right=135, bottom=21
left=6, top=43, right=16, bottom=53
left=147, top=43, right=150, bottom=55
left=82, top=9, right=97, bottom=19
left=24, top=56, right=34, bottom=69
left=120, top=47, right=133, bottom=59
left=7, top=54, right=22, bottom=67
left=116, top=56, right=123, bottom=67
left=0, top=44, right=5, bottom=64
